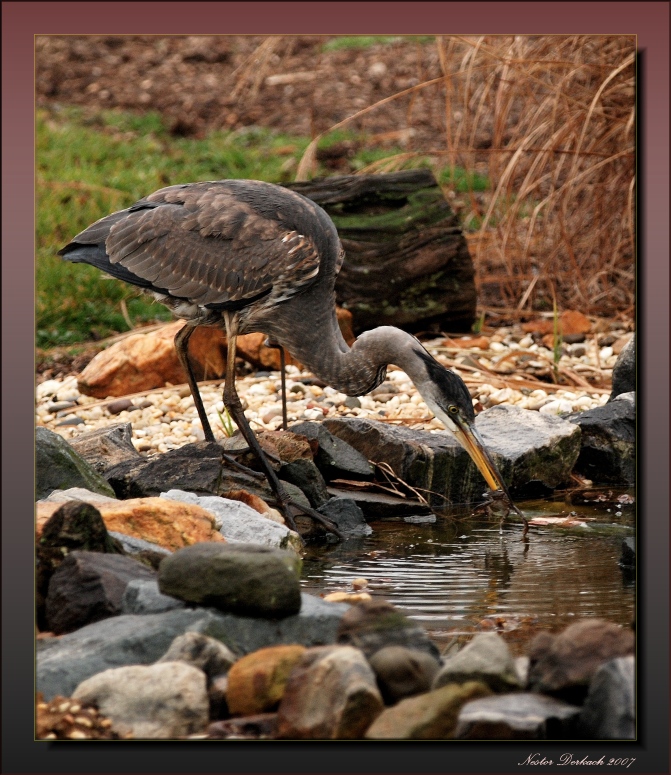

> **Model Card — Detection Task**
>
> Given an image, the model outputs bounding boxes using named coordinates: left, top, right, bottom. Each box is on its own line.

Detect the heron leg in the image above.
left=174, top=324, right=215, bottom=442
left=264, top=338, right=288, bottom=430
left=223, top=313, right=343, bottom=540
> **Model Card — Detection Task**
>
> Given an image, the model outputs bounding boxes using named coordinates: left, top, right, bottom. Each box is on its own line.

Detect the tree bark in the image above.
left=285, top=170, right=476, bottom=334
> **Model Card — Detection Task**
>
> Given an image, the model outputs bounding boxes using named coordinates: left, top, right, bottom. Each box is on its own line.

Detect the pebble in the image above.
left=36, top=334, right=615, bottom=452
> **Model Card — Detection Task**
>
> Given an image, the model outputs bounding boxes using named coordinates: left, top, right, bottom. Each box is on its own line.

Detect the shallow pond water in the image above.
left=300, top=490, right=635, bottom=655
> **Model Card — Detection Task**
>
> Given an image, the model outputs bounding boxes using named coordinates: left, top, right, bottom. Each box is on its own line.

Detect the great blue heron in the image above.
left=59, top=179, right=526, bottom=536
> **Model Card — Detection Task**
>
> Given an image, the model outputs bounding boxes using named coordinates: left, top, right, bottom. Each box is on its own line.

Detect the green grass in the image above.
left=37, top=106, right=484, bottom=348
left=322, top=36, right=434, bottom=52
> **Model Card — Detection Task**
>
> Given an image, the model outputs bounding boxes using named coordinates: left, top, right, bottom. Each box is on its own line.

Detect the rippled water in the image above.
left=301, top=491, right=635, bottom=653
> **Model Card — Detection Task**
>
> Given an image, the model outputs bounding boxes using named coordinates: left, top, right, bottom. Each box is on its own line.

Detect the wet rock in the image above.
left=433, top=632, right=521, bottom=693
left=158, top=543, right=302, bottom=617
left=276, top=645, right=383, bottom=739
left=36, top=426, right=116, bottom=500
left=36, top=500, right=124, bottom=630
left=336, top=599, right=441, bottom=661
left=318, top=497, right=372, bottom=538
left=160, top=489, right=301, bottom=552
left=226, top=645, right=306, bottom=715
left=290, top=421, right=374, bottom=481
left=577, top=655, right=634, bottom=739
left=568, top=400, right=634, bottom=485
left=454, top=693, right=581, bottom=739
left=369, top=645, right=441, bottom=704
left=45, top=550, right=157, bottom=634
left=158, top=631, right=237, bottom=679
left=121, top=578, right=185, bottom=614
left=37, top=594, right=349, bottom=700
left=365, top=681, right=491, bottom=739
left=68, top=422, right=141, bottom=474
left=608, top=334, right=635, bottom=400
left=72, top=661, right=209, bottom=738
left=527, top=619, right=634, bottom=704
left=324, top=409, right=580, bottom=505
left=37, top=495, right=224, bottom=551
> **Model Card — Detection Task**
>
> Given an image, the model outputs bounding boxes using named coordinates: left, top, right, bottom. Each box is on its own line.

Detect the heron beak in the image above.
left=453, top=417, right=509, bottom=494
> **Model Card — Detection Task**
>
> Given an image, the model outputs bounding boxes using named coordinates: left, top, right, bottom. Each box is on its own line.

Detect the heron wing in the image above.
left=88, top=183, right=323, bottom=307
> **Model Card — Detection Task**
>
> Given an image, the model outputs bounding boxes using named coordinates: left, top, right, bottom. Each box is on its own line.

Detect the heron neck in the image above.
left=271, top=308, right=427, bottom=396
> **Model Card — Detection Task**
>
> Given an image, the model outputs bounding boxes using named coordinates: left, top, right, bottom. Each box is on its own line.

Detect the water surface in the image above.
left=301, top=491, right=635, bottom=654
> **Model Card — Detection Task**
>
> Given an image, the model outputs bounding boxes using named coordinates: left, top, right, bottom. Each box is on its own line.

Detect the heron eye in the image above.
left=448, top=405, right=459, bottom=415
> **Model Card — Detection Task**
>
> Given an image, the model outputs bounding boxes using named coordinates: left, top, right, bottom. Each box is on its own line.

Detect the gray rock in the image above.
left=318, top=497, right=372, bottom=538
left=337, top=599, right=441, bottom=661
left=276, top=645, right=384, bottom=739
left=37, top=609, right=218, bottom=700
left=204, top=593, right=351, bottom=658
left=121, top=578, right=185, bottom=614
left=158, top=543, right=302, bottom=617
left=38, top=487, right=118, bottom=505
left=105, top=440, right=310, bottom=508
left=568, top=400, right=634, bottom=485
left=157, top=631, right=237, bottom=679
left=108, top=531, right=172, bottom=558
left=105, top=398, right=134, bottom=415
left=327, top=486, right=431, bottom=520
left=577, top=655, right=635, bottom=739
left=36, top=426, right=116, bottom=500
left=454, top=693, right=581, bottom=739
left=67, top=422, right=141, bottom=475
left=45, top=550, right=157, bottom=634
left=72, top=661, right=209, bottom=739
left=324, top=408, right=580, bottom=505
left=433, top=632, right=521, bottom=692
left=279, top=457, right=330, bottom=507
left=160, top=489, right=301, bottom=552
left=290, top=421, right=374, bottom=481
left=37, top=594, right=349, bottom=700
left=527, top=619, right=635, bottom=704
left=609, top=334, right=635, bottom=400
left=369, top=645, right=441, bottom=704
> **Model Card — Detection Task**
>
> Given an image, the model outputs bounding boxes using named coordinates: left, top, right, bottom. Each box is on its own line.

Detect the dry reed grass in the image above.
left=298, top=35, right=636, bottom=317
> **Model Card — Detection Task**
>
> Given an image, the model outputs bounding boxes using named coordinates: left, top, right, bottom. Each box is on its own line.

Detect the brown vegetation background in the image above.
left=36, top=34, right=635, bottom=319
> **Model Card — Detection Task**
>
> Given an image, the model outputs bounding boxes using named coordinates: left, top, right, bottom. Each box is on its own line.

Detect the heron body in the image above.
left=60, top=178, right=526, bottom=536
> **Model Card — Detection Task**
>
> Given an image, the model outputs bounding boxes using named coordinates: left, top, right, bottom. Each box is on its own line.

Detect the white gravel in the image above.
left=36, top=330, right=622, bottom=455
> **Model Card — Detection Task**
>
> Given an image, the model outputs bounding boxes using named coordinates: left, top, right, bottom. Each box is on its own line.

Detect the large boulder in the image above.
left=36, top=427, right=116, bottom=501
left=568, top=398, right=635, bottom=485
left=324, top=406, right=580, bottom=505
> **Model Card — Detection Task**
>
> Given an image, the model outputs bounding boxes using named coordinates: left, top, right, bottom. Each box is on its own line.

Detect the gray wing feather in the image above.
left=93, top=184, right=323, bottom=305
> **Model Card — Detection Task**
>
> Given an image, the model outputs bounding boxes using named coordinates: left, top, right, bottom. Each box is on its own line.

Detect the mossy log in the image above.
left=284, top=170, right=476, bottom=333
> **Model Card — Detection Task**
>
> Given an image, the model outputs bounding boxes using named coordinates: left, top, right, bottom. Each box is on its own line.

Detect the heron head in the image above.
left=413, top=348, right=511, bottom=496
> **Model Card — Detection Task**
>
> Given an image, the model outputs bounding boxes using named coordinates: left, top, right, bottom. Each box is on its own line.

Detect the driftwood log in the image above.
left=285, top=170, right=476, bottom=334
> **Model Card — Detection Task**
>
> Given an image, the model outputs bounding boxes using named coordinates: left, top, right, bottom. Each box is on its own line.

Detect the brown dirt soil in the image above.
left=36, top=35, right=456, bottom=153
